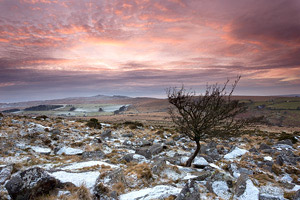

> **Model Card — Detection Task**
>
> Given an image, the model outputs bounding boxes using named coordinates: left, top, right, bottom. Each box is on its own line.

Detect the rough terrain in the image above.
left=0, top=113, right=300, bottom=200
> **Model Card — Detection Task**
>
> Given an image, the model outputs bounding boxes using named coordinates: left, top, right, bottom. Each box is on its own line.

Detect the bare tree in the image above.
left=167, top=77, right=247, bottom=167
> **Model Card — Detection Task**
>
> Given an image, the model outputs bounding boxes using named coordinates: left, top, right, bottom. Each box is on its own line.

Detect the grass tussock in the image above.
left=125, top=162, right=152, bottom=180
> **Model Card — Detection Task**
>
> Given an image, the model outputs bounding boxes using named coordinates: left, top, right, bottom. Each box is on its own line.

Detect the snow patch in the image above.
left=31, top=146, right=51, bottom=154
left=264, top=156, right=273, bottom=161
left=57, top=147, right=83, bottom=155
left=119, top=185, right=181, bottom=200
left=61, top=161, right=118, bottom=170
left=212, top=181, right=231, bottom=199
left=50, top=171, right=99, bottom=189
left=259, top=185, right=284, bottom=200
left=238, top=179, right=259, bottom=200
left=193, top=157, right=209, bottom=166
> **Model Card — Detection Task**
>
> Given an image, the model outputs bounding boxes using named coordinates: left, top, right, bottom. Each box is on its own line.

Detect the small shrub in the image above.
left=86, top=118, right=102, bottom=129
left=123, top=121, right=143, bottom=129
left=36, top=115, right=48, bottom=120
left=278, top=132, right=297, bottom=144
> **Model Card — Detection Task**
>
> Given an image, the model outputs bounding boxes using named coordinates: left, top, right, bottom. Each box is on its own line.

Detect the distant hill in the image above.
left=276, top=94, right=300, bottom=97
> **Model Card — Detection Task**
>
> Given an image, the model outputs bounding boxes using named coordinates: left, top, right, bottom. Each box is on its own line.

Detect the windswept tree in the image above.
left=167, top=77, right=247, bottom=167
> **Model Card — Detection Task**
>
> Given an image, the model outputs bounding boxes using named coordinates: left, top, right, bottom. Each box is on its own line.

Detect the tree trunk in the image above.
left=186, top=140, right=200, bottom=167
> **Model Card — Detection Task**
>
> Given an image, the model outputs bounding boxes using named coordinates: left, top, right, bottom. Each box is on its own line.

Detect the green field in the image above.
left=18, top=104, right=126, bottom=117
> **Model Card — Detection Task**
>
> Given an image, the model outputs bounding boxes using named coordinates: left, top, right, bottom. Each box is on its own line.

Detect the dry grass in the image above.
left=112, top=181, right=125, bottom=194
left=59, top=185, right=92, bottom=200
left=253, top=173, right=276, bottom=186
left=125, top=162, right=153, bottom=180
left=284, top=191, right=297, bottom=200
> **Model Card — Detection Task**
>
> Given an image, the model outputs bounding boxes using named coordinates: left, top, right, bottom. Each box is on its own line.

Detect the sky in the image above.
left=0, top=0, right=300, bottom=102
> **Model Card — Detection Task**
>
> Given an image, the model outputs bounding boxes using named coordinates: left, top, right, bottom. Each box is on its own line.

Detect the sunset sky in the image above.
left=0, top=0, right=300, bottom=102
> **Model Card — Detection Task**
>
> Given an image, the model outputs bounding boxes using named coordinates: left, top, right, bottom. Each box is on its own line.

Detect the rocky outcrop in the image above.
left=5, top=167, right=60, bottom=200
left=0, top=165, right=13, bottom=185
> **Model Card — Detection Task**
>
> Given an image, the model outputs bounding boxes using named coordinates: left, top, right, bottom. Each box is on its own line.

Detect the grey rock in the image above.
left=259, top=143, right=272, bottom=150
left=135, top=147, right=151, bottom=159
left=122, top=132, right=133, bottom=137
left=82, top=151, right=105, bottom=160
left=165, top=140, right=175, bottom=145
left=149, top=144, right=164, bottom=155
left=136, top=139, right=152, bottom=147
left=135, top=144, right=165, bottom=159
left=276, top=156, right=284, bottom=166
left=123, top=140, right=132, bottom=146
left=0, top=165, right=13, bottom=185
left=239, top=168, right=253, bottom=176
left=176, top=179, right=201, bottom=200
left=121, top=154, right=134, bottom=163
left=249, top=147, right=258, bottom=153
left=259, top=194, right=281, bottom=200
left=234, top=173, right=248, bottom=197
left=100, top=129, right=112, bottom=139
left=51, top=129, right=60, bottom=135
left=277, top=139, right=293, bottom=146
left=193, top=171, right=212, bottom=181
left=5, top=167, right=60, bottom=200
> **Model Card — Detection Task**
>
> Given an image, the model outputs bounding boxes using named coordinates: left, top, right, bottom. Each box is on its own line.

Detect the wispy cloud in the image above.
left=0, top=0, right=300, bottom=102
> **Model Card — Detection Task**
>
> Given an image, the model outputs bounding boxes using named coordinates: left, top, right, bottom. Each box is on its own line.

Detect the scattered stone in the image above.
left=135, top=147, right=151, bottom=159
left=56, top=146, right=83, bottom=155
left=82, top=151, right=105, bottom=160
left=193, top=171, right=212, bottom=181
left=224, top=147, right=248, bottom=159
left=100, top=129, right=112, bottom=139
left=277, top=139, right=293, bottom=146
left=259, top=143, right=272, bottom=150
left=234, top=173, right=248, bottom=196
left=122, top=132, right=133, bottom=137
left=149, top=144, right=164, bottom=155
left=176, top=179, right=201, bottom=200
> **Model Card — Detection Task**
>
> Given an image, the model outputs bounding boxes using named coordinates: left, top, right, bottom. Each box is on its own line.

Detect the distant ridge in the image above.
left=276, top=94, right=300, bottom=97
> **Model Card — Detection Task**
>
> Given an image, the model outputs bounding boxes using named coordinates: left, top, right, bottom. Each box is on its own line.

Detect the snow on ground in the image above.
left=263, top=156, right=273, bottom=161
left=57, top=146, right=83, bottom=155
left=224, top=147, right=248, bottom=159
left=50, top=171, right=100, bottom=189
left=31, top=146, right=51, bottom=154
left=259, top=185, right=284, bottom=200
left=212, top=181, right=231, bottom=199
left=0, top=156, right=29, bottom=164
left=281, top=174, right=293, bottom=183
left=60, top=161, right=118, bottom=170
left=209, top=163, right=222, bottom=170
left=238, top=179, right=259, bottom=200
left=119, top=185, right=181, bottom=200
left=193, top=157, right=209, bottom=165
left=183, top=173, right=198, bottom=180
left=100, top=123, right=111, bottom=127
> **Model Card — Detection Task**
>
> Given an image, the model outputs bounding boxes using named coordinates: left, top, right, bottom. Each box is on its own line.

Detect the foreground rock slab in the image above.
left=5, top=167, right=60, bottom=200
